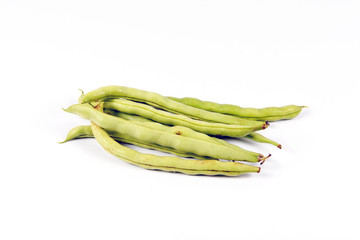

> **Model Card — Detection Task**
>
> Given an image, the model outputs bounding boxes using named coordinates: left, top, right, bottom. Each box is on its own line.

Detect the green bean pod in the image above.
left=105, top=110, right=260, bottom=152
left=103, top=98, right=264, bottom=137
left=107, top=111, right=233, bottom=145
left=64, top=103, right=266, bottom=162
left=244, top=133, right=282, bottom=149
left=79, top=86, right=267, bottom=127
left=168, top=96, right=305, bottom=121
left=60, top=125, right=216, bottom=160
left=90, top=122, right=260, bottom=176
left=107, top=109, right=281, bottom=149
left=243, top=110, right=303, bottom=121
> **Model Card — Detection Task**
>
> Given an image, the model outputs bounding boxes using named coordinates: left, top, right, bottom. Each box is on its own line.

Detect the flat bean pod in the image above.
left=103, top=98, right=264, bottom=137
left=60, top=125, right=216, bottom=160
left=105, top=110, right=267, bottom=152
left=64, top=103, right=265, bottom=162
left=79, top=86, right=267, bottom=127
left=243, top=109, right=303, bottom=121
left=168, top=96, right=305, bottom=121
left=59, top=125, right=93, bottom=143
left=244, top=133, right=282, bottom=149
left=90, top=122, right=260, bottom=176
left=107, top=109, right=280, bottom=149
left=107, top=110, right=233, bottom=145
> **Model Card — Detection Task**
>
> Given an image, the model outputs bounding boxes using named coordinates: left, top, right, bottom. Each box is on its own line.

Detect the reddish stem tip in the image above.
left=278, top=144, right=282, bottom=149
left=260, top=154, right=271, bottom=165
left=257, top=167, right=261, bottom=173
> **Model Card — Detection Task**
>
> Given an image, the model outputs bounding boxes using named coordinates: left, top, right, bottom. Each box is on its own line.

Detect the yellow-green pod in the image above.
left=79, top=86, right=267, bottom=126
left=103, top=98, right=265, bottom=137
left=60, top=125, right=216, bottom=160
left=64, top=103, right=266, bottom=162
left=90, top=122, right=260, bottom=176
left=168, top=96, right=305, bottom=121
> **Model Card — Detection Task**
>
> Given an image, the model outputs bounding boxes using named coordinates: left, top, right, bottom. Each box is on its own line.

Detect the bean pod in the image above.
left=91, top=122, right=260, bottom=176
left=79, top=85, right=268, bottom=127
left=60, top=125, right=216, bottom=160
left=168, top=96, right=305, bottom=121
left=64, top=103, right=267, bottom=162
left=103, top=98, right=265, bottom=137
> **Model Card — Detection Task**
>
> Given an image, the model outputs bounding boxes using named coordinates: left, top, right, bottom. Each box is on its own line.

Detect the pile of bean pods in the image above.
left=62, top=85, right=305, bottom=176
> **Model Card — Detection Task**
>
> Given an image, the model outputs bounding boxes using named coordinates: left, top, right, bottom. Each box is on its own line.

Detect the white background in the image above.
left=1, top=1, right=359, bottom=239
